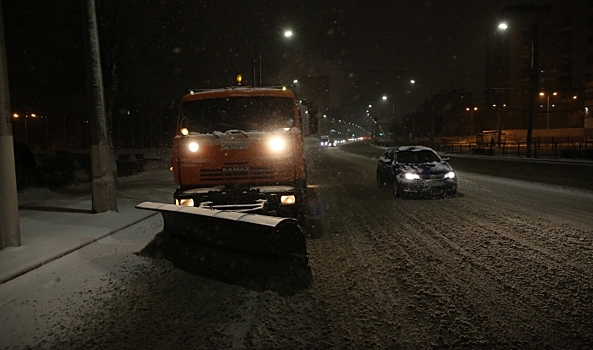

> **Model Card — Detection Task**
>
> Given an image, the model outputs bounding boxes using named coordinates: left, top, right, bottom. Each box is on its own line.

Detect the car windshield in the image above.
left=180, top=96, right=295, bottom=134
left=397, top=150, right=440, bottom=164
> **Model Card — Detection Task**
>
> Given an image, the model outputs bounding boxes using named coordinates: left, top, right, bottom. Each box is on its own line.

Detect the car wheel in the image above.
left=376, top=171, right=384, bottom=188
left=391, top=178, right=401, bottom=198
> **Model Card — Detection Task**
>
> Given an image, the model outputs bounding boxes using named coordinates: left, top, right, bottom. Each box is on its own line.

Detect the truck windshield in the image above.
left=180, top=96, right=295, bottom=134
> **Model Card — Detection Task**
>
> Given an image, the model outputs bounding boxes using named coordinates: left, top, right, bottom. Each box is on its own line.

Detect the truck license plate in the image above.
left=220, top=142, right=250, bottom=150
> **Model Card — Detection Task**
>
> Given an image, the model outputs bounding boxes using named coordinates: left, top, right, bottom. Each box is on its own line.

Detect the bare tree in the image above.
left=4, top=0, right=186, bottom=146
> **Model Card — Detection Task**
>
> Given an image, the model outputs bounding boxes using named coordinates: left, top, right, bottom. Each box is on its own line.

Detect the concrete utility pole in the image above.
left=0, top=0, right=21, bottom=249
left=83, top=0, right=118, bottom=212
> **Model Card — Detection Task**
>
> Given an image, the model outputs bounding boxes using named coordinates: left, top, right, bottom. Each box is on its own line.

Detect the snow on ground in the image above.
left=1, top=143, right=592, bottom=349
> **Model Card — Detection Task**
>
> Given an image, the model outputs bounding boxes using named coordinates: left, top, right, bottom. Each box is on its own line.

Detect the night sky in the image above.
left=2, top=0, right=586, bottom=142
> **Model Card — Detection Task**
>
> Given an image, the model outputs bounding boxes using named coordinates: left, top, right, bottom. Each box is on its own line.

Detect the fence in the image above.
left=432, top=139, right=593, bottom=160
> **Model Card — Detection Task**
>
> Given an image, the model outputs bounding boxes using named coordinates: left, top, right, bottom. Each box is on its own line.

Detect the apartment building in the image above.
left=485, top=4, right=583, bottom=136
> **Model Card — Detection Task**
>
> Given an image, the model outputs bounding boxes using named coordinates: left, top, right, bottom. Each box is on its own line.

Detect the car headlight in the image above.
left=445, top=171, right=456, bottom=179
left=404, top=173, right=420, bottom=180
left=188, top=142, right=199, bottom=152
left=270, top=137, right=286, bottom=152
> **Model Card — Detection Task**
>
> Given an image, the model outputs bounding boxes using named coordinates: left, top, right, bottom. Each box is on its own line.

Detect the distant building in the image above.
left=297, top=75, right=330, bottom=134
left=485, top=4, right=583, bottom=134
left=431, top=90, right=474, bottom=139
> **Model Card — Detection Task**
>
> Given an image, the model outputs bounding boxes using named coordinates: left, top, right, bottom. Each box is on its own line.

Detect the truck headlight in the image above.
left=280, top=195, right=296, bottom=205
left=445, top=171, right=456, bottom=179
left=188, top=142, right=199, bottom=152
left=404, top=173, right=420, bottom=180
left=176, top=198, right=194, bottom=206
left=269, top=137, right=285, bottom=152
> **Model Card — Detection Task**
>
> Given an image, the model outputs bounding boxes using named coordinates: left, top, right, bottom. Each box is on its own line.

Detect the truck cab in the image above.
left=171, top=83, right=309, bottom=220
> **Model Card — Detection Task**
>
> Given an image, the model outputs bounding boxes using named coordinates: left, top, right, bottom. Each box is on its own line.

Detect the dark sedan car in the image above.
left=376, top=146, right=457, bottom=198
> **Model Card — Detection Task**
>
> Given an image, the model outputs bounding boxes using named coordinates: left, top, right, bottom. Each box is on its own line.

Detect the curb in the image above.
left=0, top=211, right=158, bottom=285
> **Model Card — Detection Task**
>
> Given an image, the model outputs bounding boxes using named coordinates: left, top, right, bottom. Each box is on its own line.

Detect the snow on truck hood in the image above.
left=204, top=127, right=302, bottom=138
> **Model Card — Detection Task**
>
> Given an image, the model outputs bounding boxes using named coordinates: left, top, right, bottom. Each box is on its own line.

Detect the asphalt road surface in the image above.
left=305, top=142, right=593, bottom=348
left=1, top=141, right=592, bottom=349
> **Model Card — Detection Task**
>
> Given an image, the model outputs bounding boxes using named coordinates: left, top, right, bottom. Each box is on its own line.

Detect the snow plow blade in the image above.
left=136, top=201, right=308, bottom=263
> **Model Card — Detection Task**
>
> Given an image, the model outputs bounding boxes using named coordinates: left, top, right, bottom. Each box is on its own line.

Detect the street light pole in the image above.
left=498, top=21, right=539, bottom=157
left=526, top=22, right=540, bottom=158
left=44, top=115, right=49, bottom=149
left=545, top=94, right=549, bottom=129
left=251, top=30, right=293, bottom=87
left=252, top=42, right=257, bottom=87
left=252, top=42, right=262, bottom=87
left=495, top=104, right=506, bottom=146
left=24, top=114, right=28, bottom=144
left=466, top=106, right=477, bottom=136
left=539, top=91, right=557, bottom=129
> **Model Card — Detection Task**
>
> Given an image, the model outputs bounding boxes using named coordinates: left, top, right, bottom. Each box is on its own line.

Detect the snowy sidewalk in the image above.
left=0, top=162, right=176, bottom=285
left=0, top=198, right=158, bottom=284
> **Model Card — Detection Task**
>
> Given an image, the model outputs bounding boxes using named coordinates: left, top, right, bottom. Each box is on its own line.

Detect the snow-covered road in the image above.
left=305, top=145, right=593, bottom=348
left=1, top=142, right=592, bottom=349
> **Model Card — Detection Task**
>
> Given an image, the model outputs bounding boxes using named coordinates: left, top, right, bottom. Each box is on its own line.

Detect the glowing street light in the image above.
left=12, top=112, right=31, bottom=144
left=466, top=106, right=478, bottom=135
left=253, top=30, right=293, bottom=87
left=497, top=21, right=540, bottom=157
left=539, top=91, right=557, bottom=129
left=381, top=95, right=395, bottom=114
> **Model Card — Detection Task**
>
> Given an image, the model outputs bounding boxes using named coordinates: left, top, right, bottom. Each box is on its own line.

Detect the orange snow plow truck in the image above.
left=136, top=77, right=313, bottom=264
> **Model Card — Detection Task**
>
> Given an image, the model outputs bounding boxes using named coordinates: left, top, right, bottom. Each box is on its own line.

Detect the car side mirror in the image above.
left=442, top=157, right=450, bottom=162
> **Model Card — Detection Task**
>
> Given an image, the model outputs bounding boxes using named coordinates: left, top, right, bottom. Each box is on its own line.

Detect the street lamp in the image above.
left=39, top=115, right=50, bottom=149
left=498, top=21, right=540, bottom=157
left=492, top=103, right=506, bottom=146
left=465, top=106, right=478, bottom=136
left=568, top=95, right=578, bottom=126
left=13, top=113, right=34, bottom=144
left=539, top=91, right=557, bottom=129
left=382, top=95, right=395, bottom=115
left=12, top=113, right=25, bottom=143
left=252, top=29, right=293, bottom=87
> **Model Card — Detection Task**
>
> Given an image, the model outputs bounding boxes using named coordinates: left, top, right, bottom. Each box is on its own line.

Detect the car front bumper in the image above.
left=399, top=178, right=457, bottom=194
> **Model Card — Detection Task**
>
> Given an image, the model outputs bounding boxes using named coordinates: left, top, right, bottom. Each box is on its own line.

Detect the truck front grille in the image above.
left=200, top=166, right=275, bottom=181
